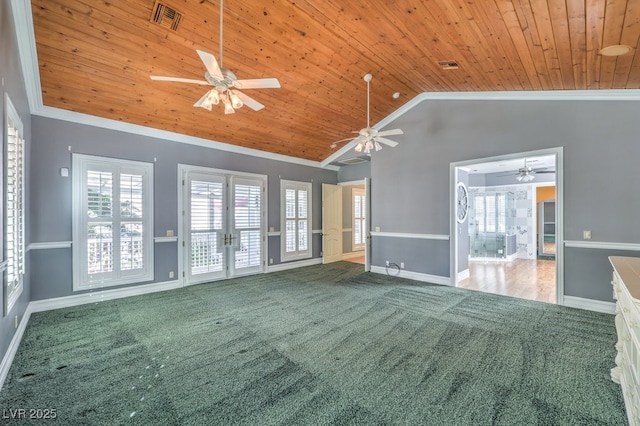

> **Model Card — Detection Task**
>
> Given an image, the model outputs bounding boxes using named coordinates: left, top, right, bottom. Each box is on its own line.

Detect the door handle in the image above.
left=223, top=233, right=228, bottom=245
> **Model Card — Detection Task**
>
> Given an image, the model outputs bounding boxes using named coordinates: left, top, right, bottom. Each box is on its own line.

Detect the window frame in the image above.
left=280, top=179, right=312, bottom=262
left=72, top=154, right=154, bottom=291
left=5, top=94, right=24, bottom=315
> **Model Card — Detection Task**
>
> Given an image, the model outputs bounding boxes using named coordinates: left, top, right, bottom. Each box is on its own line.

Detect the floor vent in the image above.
left=151, top=1, right=182, bottom=31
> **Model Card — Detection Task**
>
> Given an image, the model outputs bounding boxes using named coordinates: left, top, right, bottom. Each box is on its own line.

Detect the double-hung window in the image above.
left=5, top=95, right=24, bottom=314
left=72, top=154, right=154, bottom=290
left=281, top=180, right=312, bottom=261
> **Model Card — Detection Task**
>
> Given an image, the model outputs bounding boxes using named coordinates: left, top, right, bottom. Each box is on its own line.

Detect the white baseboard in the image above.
left=457, top=268, right=469, bottom=282
left=370, top=265, right=450, bottom=286
left=563, top=296, right=616, bottom=314
left=267, top=257, right=322, bottom=272
left=0, top=303, right=34, bottom=392
left=29, top=280, right=182, bottom=313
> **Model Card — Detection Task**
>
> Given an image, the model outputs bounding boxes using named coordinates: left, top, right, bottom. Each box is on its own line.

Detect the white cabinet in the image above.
left=609, top=256, right=640, bottom=426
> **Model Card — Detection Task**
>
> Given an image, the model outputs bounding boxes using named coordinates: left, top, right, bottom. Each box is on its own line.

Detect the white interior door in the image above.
left=322, top=183, right=342, bottom=264
left=182, top=166, right=266, bottom=285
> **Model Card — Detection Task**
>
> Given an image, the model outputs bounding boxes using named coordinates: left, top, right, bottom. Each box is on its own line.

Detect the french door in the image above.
left=180, top=166, right=266, bottom=285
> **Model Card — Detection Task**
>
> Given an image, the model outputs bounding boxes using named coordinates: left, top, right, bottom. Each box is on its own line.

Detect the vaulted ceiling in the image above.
left=28, top=0, right=640, bottom=162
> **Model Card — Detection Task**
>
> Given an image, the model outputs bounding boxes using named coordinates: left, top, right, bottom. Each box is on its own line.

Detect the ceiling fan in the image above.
left=150, top=0, right=280, bottom=114
left=331, top=73, right=403, bottom=153
left=506, top=159, right=555, bottom=182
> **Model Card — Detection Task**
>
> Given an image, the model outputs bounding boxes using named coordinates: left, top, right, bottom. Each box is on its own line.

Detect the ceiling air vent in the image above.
left=151, top=1, right=183, bottom=31
left=339, top=157, right=369, bottom=166
left=438, top=60, right=459, bottom=70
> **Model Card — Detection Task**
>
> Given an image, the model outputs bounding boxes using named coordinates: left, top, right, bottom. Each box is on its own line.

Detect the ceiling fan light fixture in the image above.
left=229, top=91, right=243, bottom=109
left=220, top=93, right=235, bottom=114
left=355, top=142, right=364, bottom=153
left=363, top=140, right=375, bottom=154
left=374, top=141, right=382, bottom=151
left=207, top=89, right=220, bottom=105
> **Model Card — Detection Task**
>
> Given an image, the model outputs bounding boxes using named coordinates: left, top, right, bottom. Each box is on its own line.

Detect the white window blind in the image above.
left=5, top=95, right=24, bottom=314
left=475, top=195, right=485, bottom=233
left=486, top=195, right=496, bottom=232
left=73, top=155, right=154, bottom=290
left=190, top=180, right=224, bottom=275
left=353, top=188, right=365, bottom=249
left=474, top=193, right=505, bottom=234
left=233, top=182, right=262, bottom=269
left=281, top=180, right=312, bottom=261
left=497, top=194, right=506, bottom=233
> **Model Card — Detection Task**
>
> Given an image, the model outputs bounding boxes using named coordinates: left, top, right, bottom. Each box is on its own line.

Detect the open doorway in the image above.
left=450, top=148, right=563, bottom=304
left=322, top=179, right=371, bottom=271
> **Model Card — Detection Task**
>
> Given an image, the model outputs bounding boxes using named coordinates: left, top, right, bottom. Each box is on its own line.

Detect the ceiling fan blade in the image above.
left=332, top=137, right=357, bottom=144
left=375, top=137, right=399, bottom=147
left=196, top=49, right=224, bottom=80
left=377, top=128, right=404, bottom=137
left=232, top=78, right=281, bottom=89
left=234, top=90, right=265, bottom=111
left=535, top=170, right=556, bottom=174
left=193, top=91, right=211, bottom=108
left=150, top=76, right=210, bottom=85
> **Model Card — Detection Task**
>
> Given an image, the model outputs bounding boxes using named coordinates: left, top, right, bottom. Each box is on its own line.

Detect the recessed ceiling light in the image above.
left=392, top=92, right=400, bottom=99
left=599, top=45, right=633, bottom=57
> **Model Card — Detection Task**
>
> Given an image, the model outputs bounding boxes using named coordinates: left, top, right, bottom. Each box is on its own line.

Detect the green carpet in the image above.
left=0, top=262, right=627, bottom=425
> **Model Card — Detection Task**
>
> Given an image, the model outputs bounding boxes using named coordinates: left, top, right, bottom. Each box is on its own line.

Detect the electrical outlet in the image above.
left=166, top=230, right=174, bottom=237
left=375, top=227, right=381, bottom=232
left=269, top=258, right=273, bottom=264
left=400, top=262, right=404, bottom=269
left=386, top=260, right=390, bottom=267
left=583, top=230, right=592, bottom=240
left=169, top=271, right=174, bottom=279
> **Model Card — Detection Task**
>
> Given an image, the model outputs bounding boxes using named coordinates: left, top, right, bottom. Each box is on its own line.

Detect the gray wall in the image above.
left=1, top=0, right=32, bottom=369
left=371, top=98, right=640, bottom=302
left=30, top=116, right=337, bottom=300
left=337, top=161, right=370, bottom=183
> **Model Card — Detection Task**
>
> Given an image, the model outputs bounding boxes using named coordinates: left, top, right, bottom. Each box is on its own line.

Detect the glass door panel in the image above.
left=186, top=173, right=226, bottom=283
left=230, top=177, right=264, bottom=276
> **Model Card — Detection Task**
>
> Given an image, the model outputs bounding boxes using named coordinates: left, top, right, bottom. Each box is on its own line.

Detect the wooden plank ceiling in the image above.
left=31, top=0, right=640, bottom=162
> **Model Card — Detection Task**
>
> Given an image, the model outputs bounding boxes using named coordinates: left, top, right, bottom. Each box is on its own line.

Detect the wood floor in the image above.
left=345, top=254, right=365, bottom=264
left=457, top=258, right=556, bottom=304
left=343, top=253, right=555, bottom=304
